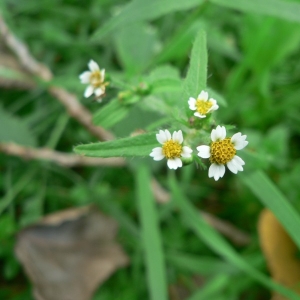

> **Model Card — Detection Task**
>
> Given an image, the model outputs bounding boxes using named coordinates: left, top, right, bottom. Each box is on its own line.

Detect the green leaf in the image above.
left=91, top=0, right=205, bottom=41
left=0, top=106, right=37, bottom=147
left=154, top=16, right=205, bottom=65
left=93, top=98, right=129, bottom=129
left=182, top=29, right=207, bottom=101
left=169, top=174, right=300, bottom=300
left=211, top=0, right=300, bottom=23
left=114, top=22, right=159, bottom=74
left=262, top=125, right=289, bottom=169
left=167, top=252, right=236, bottom=275
left=74, top=132, right=157, bottom=158
left=142, top=65, right=183, bottom=115
left=0, top=168, right=37, bottom=216
left=242, top=170, right=300, bottom=249
left=147, top=65, right=182, bottom=90
left=0, top=66, right=28, bottom=81
left=188, top=275, right=229, bottom=300
left=135, top=164, right=167, bottom=300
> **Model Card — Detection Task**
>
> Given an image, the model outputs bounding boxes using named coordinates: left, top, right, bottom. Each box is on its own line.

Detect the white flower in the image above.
left=79, top=60, right=107, bottom=100
left=150, top=130, right=193, bottom=170
left=197, top=125, right=248, bottom=181
left=188, top=90, right=219, bottom=118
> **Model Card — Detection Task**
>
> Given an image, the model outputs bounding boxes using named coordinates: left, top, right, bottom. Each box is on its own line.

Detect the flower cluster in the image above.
left=79, top=60, right=108, bottom=102
left=78, top=60, right=247, bottom=181
left=150, top=90, right=248, bottom=180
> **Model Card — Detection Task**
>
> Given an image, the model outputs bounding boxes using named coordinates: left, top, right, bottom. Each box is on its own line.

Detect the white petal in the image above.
left=207, top=102, right=219, bottom=113
left=220, top=126, right=226, bottom=140
left=88, top=60, right=100, bottom=72
left=227, top=155, right=245, bottom=174
left=167, top=159, right=175, bottom=169
left=150, top=147, right=164, bottom=161
left=172, top=131, right=179, bottom=142
left=96, top=98, right=103, bottom=103
left=231, top=133, right=248, bottom=150
left=194, top=112, right=206, bottom=118
left=167, top=158, right=182, bottom=170
left=101, top=69, right=105, bottom=79
left=227, top=160, right=239, bottom=174
left=174, top=158, right=182, bottom=168
left=211, top=125, right=226, bottom=142
left=84, top=85, right=94, bottom=98
left=181, top=146, right=193, bottom=158
left=152, top=147, right=162, bottom=154
left=172, top=130, right=183, bottom=144
left=164, top=129, right=171, bottom=141
left=188, top=97, right=196, bottom=110
left=218, top=164, right=226, bottom=179
left=209, top=98, right=217, bottom=106
left=197, top=145, right=211, bottom=158
left=232, top=155, right=245, bottom=166
left=79, top=71, right=91, bottom=83
left=156, top=130, right=168, bottom=144
left=208, top=163, right=225, bottom=181
left=198, top=90, right=208, bottom=101
left=94, top=87, right=105, bottom=97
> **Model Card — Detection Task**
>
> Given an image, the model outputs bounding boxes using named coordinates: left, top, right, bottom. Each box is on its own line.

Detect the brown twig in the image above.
left=0, top=53, right=36, bottom=89
left=0, top=17, right=52, bottom=81
left=0, top=14, right=113, bottom=141
left=0, top=143, right=125, bottom=167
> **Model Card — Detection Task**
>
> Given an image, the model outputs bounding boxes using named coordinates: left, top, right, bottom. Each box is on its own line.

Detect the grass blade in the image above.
left=135, top=164, right=167, bottom=300
left=242, top=170, right=300, bottom=249
left=188, top=274, right=229, bottom=300
left=211, top=0, right=300, bottom=23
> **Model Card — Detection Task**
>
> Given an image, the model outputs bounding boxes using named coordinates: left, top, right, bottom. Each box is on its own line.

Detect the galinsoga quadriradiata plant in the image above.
left=75, top=30, right=248, bottom=181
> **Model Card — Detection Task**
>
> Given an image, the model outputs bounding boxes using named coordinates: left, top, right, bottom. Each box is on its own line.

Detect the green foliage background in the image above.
left=1, top=0, right=300, bottom=299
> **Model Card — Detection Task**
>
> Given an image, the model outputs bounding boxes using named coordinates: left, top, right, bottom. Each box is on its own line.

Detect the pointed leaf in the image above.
left=183, top=29, right=207, bottom=101
left=74, top=132, right=157, bottom=158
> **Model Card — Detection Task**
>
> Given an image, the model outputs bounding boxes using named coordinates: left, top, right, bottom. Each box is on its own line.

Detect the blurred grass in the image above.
left=1, top=0, right=300, bottom=299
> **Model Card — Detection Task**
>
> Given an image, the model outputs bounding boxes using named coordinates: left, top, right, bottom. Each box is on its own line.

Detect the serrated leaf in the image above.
left=93, top=99, right=129, bottom=129
left=0, top=107, right=37, bottom=147
left=74, top=132, right=157, bottom=158
left=91, top=0, right=205, bottom=41
left=183, top=29, right=207, bottom=101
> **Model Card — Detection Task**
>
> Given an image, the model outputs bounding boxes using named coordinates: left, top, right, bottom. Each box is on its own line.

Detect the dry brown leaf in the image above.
left=15, top=206, right=129, bottom=300
left=258, top=209, right=300, bottom=300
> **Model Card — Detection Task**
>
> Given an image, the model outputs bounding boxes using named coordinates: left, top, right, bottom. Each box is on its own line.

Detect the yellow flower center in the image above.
left=90, top=71, right=103, bottom=88
left=196, top=100, right=213, bottom=115
left=210, top=138, right=236, bottom=164
left=162, top=140, right=182, bottom=159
